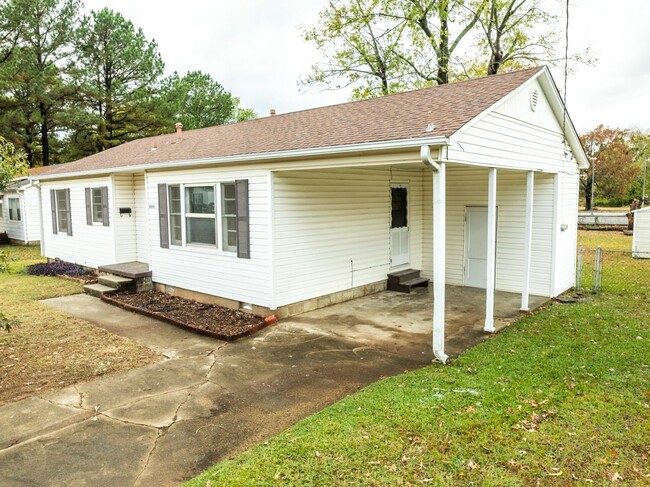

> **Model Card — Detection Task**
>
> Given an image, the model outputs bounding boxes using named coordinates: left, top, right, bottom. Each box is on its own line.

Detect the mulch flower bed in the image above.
left=103, top=290, right=269, bottom=341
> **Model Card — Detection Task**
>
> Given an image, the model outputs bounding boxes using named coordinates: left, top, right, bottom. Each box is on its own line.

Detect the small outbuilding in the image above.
left=632, top=207, right=650, bottom=258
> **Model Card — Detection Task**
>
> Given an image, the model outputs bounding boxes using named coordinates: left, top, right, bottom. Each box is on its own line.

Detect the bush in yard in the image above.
left=26, top=260, right=90, bottom=277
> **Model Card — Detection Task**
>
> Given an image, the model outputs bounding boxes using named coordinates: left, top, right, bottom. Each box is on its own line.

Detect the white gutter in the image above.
left=34, top=136, right=449, bottom=181
left=421, top=145, right=449, bottom=364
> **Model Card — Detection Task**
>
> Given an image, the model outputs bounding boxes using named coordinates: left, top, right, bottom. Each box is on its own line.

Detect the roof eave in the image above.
left=33, top=135, right=450, bottom=181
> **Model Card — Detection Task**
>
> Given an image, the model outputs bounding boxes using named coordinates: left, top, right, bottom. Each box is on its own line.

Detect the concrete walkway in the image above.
left=0, top=288, right=543, bottom=486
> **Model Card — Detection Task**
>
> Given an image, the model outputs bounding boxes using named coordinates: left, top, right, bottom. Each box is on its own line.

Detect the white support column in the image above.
left=432, top=162, right=448, bottom=363
left=521, top=171, right=535, bottom=311
left=484, top=168, right=497, bottom=332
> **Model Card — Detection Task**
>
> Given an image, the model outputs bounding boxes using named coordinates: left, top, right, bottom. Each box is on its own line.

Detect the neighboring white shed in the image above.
left=0, top=178, right=41, bottom=245
left=632, top=207, right=650, bottom=258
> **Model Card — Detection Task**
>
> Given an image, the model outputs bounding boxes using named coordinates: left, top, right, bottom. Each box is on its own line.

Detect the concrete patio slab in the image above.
left=0, top=286, right=546, bottom=486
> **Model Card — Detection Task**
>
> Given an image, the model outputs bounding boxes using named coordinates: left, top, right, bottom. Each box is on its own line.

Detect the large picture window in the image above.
left=159, top=180, right=249, bottom=258
left=8, top=198, right=20, bottom=221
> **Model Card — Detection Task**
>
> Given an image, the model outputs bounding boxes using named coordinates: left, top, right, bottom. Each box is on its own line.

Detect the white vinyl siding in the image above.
left=112, top=174, right=137, bottom=263
left=146, top=167, right=271, bottom=307
left=41, top=177, right=116, bottom=267
left=447, top=79, right=577, bottom=175
left=134, top=173, right=149, bottom=263
left=273, top=166, right=424, bottom=307
left=552, top=171, right=580, bottom=294
left=0, top=186, right=41, bottom=244
left=633, top=208, right=650, bottom=258
left=421, top=166, right=556, bottom=297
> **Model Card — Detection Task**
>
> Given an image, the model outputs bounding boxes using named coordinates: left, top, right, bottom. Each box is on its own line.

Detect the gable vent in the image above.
left=530, top=89, right=539, bottom=111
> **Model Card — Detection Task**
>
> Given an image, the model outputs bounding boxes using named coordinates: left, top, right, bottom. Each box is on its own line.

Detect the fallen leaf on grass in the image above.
left=608, top=472, right=623, bottom=481
left=467, top=460, right=479, bottom=470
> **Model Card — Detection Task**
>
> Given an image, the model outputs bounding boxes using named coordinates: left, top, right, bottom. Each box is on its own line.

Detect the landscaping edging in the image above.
left=101, top=293, right=270, bottom=341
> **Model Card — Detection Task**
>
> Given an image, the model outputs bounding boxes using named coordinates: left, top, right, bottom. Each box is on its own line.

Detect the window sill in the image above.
left=168, top=244, right=238, bottom=258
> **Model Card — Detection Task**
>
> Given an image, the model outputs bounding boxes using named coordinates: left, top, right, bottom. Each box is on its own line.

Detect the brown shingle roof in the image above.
left=39, top=67, right=543, bottom=177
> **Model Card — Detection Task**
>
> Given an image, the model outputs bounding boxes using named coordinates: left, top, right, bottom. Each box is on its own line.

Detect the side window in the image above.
left=85, top=186, right=109, bottom=226
left=50, top=189, right=72, bottom=236
left=8, top=198, right=21, bottom=221
left=221, top=183, right=237, bottom=252
left=168, top=185, right=182, bottom=246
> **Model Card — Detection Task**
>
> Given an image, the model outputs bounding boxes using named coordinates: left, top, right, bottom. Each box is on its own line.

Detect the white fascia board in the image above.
left=447, top=67, right=589, bottom=171
left=34, top=136, right=449, bottom=181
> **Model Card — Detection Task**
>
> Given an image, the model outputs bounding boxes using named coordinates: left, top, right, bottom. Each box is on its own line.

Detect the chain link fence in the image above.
left=576, top=246, right=650, bottom=295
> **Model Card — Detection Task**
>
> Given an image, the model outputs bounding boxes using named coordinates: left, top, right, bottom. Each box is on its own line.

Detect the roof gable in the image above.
left=37, top=67, right=548, bottom=178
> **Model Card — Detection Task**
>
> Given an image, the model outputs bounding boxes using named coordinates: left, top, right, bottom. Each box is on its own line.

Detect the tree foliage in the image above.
left=0, top=0, right=254, bottom=166
left=71, top=8, right=166, bottom=157
left=161, top=71, right=236, bottom=130
left=0, top=0, right=81, bottom=166
left=580, top=125, right=640, bottom=210
left=303, top=0, right=588, bottom=98
left=0, top=135, right=28, bottom=191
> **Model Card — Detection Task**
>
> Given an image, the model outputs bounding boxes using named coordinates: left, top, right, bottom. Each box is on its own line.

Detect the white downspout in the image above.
left=421, top=145, right=448, bottom=364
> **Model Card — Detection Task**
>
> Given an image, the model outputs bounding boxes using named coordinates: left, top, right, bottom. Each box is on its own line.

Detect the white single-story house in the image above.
left=632, top=207, right=650, bottom=258
left=33, top=66, right=587, bottom=361
left=0, top=171, right=43, bottom=245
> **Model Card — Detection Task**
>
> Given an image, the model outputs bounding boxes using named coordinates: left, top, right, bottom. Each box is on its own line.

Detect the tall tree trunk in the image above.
left=436, top=3, right=450, bottom=84
left=40, top=102, right=50, bottom=166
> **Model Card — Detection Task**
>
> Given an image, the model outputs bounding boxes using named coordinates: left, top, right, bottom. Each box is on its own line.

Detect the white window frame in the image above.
left=90, top=187, right=103, bottom=224
left=167, top=182, right=237, bottom=254
left=8, top=197, right=21, bottom=221
left=54, top=189, right=69, bottom=234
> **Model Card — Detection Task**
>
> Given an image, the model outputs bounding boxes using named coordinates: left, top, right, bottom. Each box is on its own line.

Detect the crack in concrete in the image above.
left=131, top=428, right=163, bottom=487
left=128, top=350, right=224, bottom=485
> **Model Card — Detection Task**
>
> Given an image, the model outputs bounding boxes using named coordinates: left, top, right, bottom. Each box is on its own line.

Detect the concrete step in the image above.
left=84, top=283, right=118, bottom=298
left=98, top=274, right=133, bottom=290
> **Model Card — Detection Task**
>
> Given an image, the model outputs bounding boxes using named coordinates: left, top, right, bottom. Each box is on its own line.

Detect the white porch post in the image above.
left=521, top=171, right=535, bottom=311
left=484, top=168, right=497, bottom=332
left=432, top=162, right=448, bottom=363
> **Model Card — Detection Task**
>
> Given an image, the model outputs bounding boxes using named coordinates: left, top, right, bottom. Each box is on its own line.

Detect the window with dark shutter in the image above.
left=85, top=188, right=92, bottom=225
left=158, top=183, right=169, bottom=248
left=65, top=189, right=72, bottom=236
left=50, top=190, right=58, bottom=234
left=235, top=179, right=250, bottom=259
left=101, top=186, right=109, bottom=226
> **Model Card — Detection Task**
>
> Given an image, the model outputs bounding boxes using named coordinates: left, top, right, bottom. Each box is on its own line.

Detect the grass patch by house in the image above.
left=0, top=246, right=159, bottom=405
left=186, top=231, right=650, bottom=486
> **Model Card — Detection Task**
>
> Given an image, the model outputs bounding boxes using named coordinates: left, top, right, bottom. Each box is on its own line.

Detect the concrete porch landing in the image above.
left=98, top=261, right=151, bottom=279
left=286, top=285, right=548, bottom=358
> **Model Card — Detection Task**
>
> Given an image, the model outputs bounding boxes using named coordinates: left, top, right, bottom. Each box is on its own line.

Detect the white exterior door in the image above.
left=390, top=185, right=409, bottom=267
left=465, top=206, right=493, bottom=288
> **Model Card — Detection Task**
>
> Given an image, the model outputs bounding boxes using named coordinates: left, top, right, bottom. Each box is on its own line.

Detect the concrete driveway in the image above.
left=0, top=287, right=542, bottom=486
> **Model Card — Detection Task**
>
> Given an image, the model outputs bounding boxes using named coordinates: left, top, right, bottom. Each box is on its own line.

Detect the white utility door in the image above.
left=390, top=185, right=409, bottom=267
left=465, top=206, right=494, bottom=288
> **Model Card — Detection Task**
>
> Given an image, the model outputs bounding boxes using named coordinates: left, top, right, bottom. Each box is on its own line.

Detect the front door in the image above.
left=390, top=185, right=409, bottom=267
left=465, top=206, right=494, bottom=288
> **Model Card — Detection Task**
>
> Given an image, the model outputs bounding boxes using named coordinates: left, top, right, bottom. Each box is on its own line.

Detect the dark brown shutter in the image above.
left=85, top=188, right=92, bottom=225
left=101, top=186, right=109, bottom=226
left=50, top=190, right=58, bottom=234
left=235, top=179, right=250, bottom=259
left=158, top=183, right=169, bottom=249
left=65, top=188, right=72, bottom=236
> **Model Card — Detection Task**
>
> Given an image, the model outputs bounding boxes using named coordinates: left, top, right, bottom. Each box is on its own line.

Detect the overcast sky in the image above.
left=82, top=0, right=650, bottom=134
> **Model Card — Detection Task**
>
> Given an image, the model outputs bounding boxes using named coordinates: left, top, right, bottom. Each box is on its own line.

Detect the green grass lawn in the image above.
left=0, top=246, right=159, bottom=405
left=187, top=232, right=650, bottom=486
